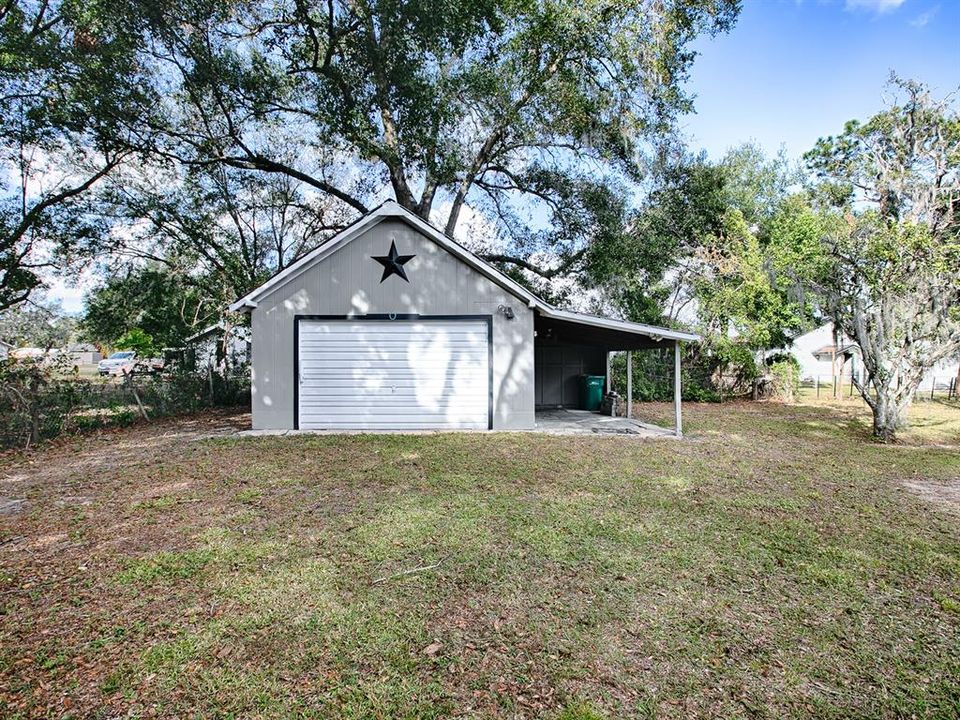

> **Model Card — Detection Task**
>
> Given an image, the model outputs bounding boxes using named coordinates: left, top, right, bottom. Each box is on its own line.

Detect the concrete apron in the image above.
left=531, top=408, right=677, bottom=438
left=238, top=409, right=677, bottom=438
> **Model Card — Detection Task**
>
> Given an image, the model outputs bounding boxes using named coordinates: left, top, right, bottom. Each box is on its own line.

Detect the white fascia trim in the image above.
left=541, top=307, right=701, bottom=343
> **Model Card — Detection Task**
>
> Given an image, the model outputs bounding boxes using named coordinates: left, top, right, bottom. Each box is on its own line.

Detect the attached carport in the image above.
left=534, top=308, right=700, bottom=436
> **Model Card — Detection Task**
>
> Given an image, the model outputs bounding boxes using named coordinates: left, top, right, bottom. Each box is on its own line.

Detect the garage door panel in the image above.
left=299, top=390, right=489, bottom=401
left=299, top=385, right=488, bottom=396
left=298, top=319, right=490, bottom=430
left=299, top=358, right=487, bottom=369
left=308, top=422, right=489, bottom=431
left=299, top=369, right=488, bottom=382
left=300, top=410, right=484, bottom=419
left=300, top=372, right=486, bottom=383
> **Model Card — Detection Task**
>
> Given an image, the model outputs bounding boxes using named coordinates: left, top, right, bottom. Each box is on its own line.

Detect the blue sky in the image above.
left=680, top=0, right=960, bottom=161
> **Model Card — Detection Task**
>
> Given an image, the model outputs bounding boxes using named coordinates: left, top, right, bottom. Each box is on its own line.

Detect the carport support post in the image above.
left=605, top=352, right=611, bottom=393
left=674, top=340, right=682, bottom=437
left=626, top=351, right=633, bottom=419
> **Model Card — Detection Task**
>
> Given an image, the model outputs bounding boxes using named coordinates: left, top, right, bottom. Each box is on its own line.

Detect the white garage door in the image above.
left=298, top=318, right=491, bottom=430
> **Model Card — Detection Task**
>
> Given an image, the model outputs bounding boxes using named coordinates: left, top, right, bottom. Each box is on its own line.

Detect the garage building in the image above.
left=229, top=202, right=697, bottom=432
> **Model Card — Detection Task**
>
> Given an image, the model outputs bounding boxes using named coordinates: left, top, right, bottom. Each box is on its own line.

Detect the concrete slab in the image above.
left=532, top=409, right=677, bottom=438
left=235, top=410, right=678, bottom=438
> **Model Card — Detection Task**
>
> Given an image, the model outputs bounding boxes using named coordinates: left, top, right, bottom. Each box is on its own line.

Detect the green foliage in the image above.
left=0, top=297, right=76, bottom=348
left=81, top=266, right=214, bottom=351
left=485, top=169, right=635, bottom=304
left=691, top=144, right=826, bottom=354
left=593, top=156, right=729, bottom=324
left=609, top=346, right=723, bottom=403
left=695, top=202, right=825, bottom=352
left=86, top=0, right=739, bottom=283
left=766, top=354, right=801, bottom=402
left=597, top=143, right=823, bottom=345
left=101, top=167, right=337, bottom=309
left=0, top=0, right=152, bottom=309
left=0, top=356, right=73, bottom=446
left=708, top=335, right=760, bottom=379
left=718, top=144, right=800, bottom=227
left=113, top=328, right=155, bottom=356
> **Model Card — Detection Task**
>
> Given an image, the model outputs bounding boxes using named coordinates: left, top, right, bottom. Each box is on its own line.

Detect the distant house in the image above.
left=0, top=339, right=12, bottom=360
left=68, top=343, right=102, bottom=366
left=786, top=323, right=959, bottom=391
left=184, top=323, right=250, bottom=371
left=810, top=343, right=860, bottom=365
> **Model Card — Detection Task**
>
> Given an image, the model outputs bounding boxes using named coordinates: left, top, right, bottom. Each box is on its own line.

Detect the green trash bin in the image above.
left=579, top=375, right=605, bottom=411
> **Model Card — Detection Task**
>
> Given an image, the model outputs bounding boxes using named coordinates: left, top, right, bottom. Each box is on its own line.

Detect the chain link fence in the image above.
left=0, top=359, right=250, bottom=450
left=800, top=374, right=959, bottom=402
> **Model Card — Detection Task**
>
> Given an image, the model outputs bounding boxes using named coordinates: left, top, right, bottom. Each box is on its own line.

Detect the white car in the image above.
left=98, top=351, right=137, bottom=376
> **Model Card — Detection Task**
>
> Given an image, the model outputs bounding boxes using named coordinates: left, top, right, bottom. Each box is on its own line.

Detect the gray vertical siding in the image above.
left=250, top=219, right=535, bottom=430
left=534, top=343, right=607, bottom=408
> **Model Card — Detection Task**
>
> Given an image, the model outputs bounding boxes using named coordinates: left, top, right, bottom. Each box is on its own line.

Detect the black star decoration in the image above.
left=372, top=240, right=415, bottom=283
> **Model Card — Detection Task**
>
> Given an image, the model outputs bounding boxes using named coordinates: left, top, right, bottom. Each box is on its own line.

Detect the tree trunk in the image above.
left=871, top=392, right=907, bottom=443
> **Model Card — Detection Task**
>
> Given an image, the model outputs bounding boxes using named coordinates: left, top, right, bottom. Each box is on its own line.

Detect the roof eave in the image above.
left=227, top=299, right=258, bottom=313
left=223, top=201, right=700, bottom=345
left=539, top=307, right=700, bottom=343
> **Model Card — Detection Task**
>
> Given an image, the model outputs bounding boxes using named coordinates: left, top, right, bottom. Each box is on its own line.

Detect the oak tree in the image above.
left=806, top=77, right=960, bottom=441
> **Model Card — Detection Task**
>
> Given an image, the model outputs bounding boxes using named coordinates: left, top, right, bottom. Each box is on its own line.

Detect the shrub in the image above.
left=609, top=345, right=721, bottom=403
left=766, top=353, right=801, bottom=401
left=113, top=327, right=157, bottom=356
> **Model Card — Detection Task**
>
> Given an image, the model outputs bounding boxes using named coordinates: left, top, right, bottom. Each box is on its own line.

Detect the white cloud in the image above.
left=845, top=0, right=907, bottom=13
left=909, top=4, right=939, bottom=27
left=43, top=269, right=98, bottom=315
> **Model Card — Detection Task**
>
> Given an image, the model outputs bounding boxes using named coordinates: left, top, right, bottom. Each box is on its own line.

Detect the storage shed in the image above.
left=229, top=202, right=698, bottom=433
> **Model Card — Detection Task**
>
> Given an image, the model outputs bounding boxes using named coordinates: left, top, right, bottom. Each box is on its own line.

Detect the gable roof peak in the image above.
left=226, top=203, right=700, bottom=343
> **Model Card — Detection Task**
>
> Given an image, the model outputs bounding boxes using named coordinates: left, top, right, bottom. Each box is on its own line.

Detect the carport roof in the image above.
left=228, top=201, right=699, bottom=344
left=535, top=310, right=698, bottom=349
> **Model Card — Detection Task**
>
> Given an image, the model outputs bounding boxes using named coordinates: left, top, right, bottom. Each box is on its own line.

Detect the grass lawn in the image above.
left=1, top=401, right=958, bottom=718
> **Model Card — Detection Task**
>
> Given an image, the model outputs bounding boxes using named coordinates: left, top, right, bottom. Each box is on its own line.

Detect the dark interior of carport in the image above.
left=533, top=313, right=672, bottom=409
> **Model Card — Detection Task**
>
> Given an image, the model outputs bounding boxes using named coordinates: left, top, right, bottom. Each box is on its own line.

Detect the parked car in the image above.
left=98, top=351, right=137, bottom=376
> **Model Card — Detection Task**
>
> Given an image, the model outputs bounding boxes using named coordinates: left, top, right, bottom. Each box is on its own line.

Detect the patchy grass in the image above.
left=792, top=386, right=960, bottom=445
left=0, top=404, right=958, bottom=718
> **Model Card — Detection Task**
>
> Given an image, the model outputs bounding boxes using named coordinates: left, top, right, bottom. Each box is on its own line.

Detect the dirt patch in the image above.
left=903, top=477, right=960, bottom=514
left=0, top=411, right=248, bottom=478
